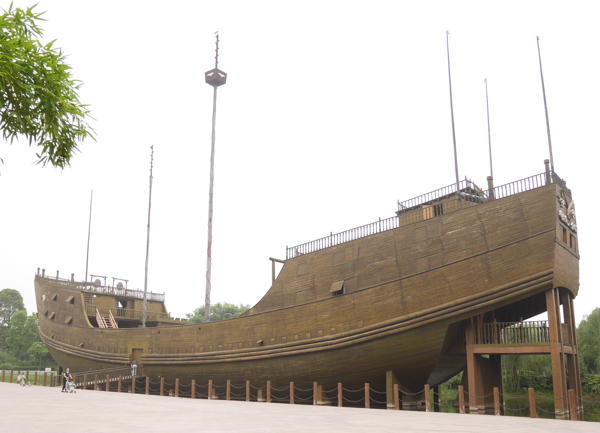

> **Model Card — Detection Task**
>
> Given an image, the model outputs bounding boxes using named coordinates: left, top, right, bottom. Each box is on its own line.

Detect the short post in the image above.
left=290, top=381, right=295, bottom=404
left=338, top=382, right=343, bottom=407
left=34, top=371, right=38, bottom=385
left=94, top=374, right=99, bottom=391
left=117, top=376, right=122, bottom=393
left=393, top=384, right=400, bottom=410
left=493, top=386, right=500, bottom=415
left=458, top=385, right=465, bottom=414
left=43, top=372, right=47, bottom=386
left=145, top=376, right=150, bottom=395
left=266, top=380, right=272, bottom=403
left=2, top=369, right=5, bottom=382
left=365, top=383, right=370, bottom=409
left=130, top=375, right=135, bottom=393
left=568, top=389, right=577, bottom=421
left=313, top=382, right=318, bottom=405
left=175, top=378, right=180, bottom=397
left=528, top=387, right=537, bottom=418
left=208, top=379, right=213, bottom=399
left=424, top=384, right=431, bottom=412
left=83, top=374, right=88, bottom=390
left=26, top=371, right=29, bottom=384
left=191, top=379, right=196, bottom=399
left=160, top=377, right=164, bottom=396
left=245, top=380, right=250, bottom=402
left=105, top=374, right=110, bottom=392
left=9, top=370, right=13, bottom=383
left=226, top=380, right=231, bottom=400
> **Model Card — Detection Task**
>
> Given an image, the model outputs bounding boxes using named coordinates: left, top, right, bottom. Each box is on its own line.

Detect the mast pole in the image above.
left=142, top=145, right=154, bottom=328
left=446, top=31, right=461, bottom=206
left=536, top=36, right=555, bottom=174
left=84, top=189, right=93, bottom=283
left=485, top=78, right=494, bottom=179
left=204, top=33, right=227, bottom=322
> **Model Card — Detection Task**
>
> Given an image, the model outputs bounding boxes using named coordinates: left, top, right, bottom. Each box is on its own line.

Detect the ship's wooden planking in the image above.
left=35, top=179, right=579, bottom=391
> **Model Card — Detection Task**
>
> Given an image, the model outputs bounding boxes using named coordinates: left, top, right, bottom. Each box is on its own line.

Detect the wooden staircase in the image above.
left=96, top=308, right=118, bottom=329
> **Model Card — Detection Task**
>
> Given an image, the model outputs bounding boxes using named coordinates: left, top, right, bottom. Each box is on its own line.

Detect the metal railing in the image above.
left=286, top=171, right=554, bottom=259
left=476, top=320, right=550, bottom=345
left=84, top=303, right=184, bottom=324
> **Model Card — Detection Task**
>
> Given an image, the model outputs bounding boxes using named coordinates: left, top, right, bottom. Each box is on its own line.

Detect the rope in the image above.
left=370, top=397, right=388, bottom=405
left=271, top=386, right=288, bottom=392
left=294, top=394, right=313, bottom=402
left=294, top=386, right=313, bottom=392
left=342, top=386, right=363, bottom=393
left=370, top=388, right=387, bottom=395
left=322, top=386, right=339, bottom=394
left=230, top=383, right=245, bottom=389
left=342, top=396, right=365, bottom=404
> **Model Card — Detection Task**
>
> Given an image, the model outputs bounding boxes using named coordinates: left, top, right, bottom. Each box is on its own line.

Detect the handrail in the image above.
left=108, top=309, right=118, bottom=329
left=286, top=171, right=555, bottom=259
left=476, top=320, right=550, bottom=345
left=96, top=308, right=106, bottom=329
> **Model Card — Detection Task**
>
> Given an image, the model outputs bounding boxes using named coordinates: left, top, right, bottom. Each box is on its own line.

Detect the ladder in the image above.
left=96, top=308, right=118, bottom=329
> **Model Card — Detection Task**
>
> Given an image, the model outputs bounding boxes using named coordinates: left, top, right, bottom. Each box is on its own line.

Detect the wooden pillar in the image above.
left=312, top=382, right=318, bottom=405
left=493, top=387, right=500, bottom=415
left=563, top=292, right=583, bottom=417
left=546, top=288, right=568, bottom=419
left=424, top=384, right=432, bottom=412
left=175, top=378, right=180, bottom=397
left=191, top=379, right=196, bottom=399
left=43, top=372, right=47, bottom=386
left=117, top=376, right=122, bottom=393
left=458, top=385, right=465, bottom=414
left=83, top=374, right=88, bottom=390
left=34, top=371, right=38, bottom=385
left=226, top=380, right=230, bottom=400
left=393, top=384, right=400, bottom=410
left=159, top=377, right=164, bottom=396
left=9, top=370, right=13, bottom=383
left=208, top=379, right=213, bottom=399
left=568, top=389, right=578, bottom=421
left=94, top=374, right=99, bottom=391
left=317, top=384, right=323, bottom=405
left=289, top=381, right=294, bottom=404
left=528, top=388, right=537, bottom=418
left=385, top=370, right=398, bottom=409
left=266, top=381, right=272, bottom=403
left=245, top=380, right=250, bottom=402
left=145, top=376, right=150, bottom=395
left=338, top=382, right=343, bottom=407
left=465, top=320, right=480, bottom=414
left=105, top=375, right=110, bottom=392
left=1, top=369, right=5, bottom=382
left=364, top=383, right=370, bottom=409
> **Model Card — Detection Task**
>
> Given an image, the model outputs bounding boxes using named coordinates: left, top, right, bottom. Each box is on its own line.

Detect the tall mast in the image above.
left=84, top=189, right=93, bottom=282
left=204, top=33, right=227, bottom=322
left=485, top=78, right=494, bottom=179
left=446, top=31, right=461, bottom=205
left=536, top=36, right=555, bottom=174
left=142, top=145, right=154, bottom=328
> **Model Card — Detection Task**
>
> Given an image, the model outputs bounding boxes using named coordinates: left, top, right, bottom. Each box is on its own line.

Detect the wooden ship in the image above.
left=34, top=162, right=582, bottom=416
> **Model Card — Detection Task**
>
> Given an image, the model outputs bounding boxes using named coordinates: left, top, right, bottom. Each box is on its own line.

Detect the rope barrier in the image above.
left=271, top=386, right=288, bottom=392
left=294, top=386, right=313, bottom=392
left=342, top=397, right=365, bottom=404
left=370, top=397, right=387, bottom=405
left=294, top=394, right=313, bottom=402
left=370, top=388, right=386, bottom=395
left=342, top=386, right=363, bottom=393
left=230, top=383, right=245, bottom=389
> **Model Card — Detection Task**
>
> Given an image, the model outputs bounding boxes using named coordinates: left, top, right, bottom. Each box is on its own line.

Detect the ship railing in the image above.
left=84, top=303, right=184, bottom=324
left=476, top=320, right=550, bottom=345
left=80, top=284, right=165, bottom=303
left=286, top=171, right=555, bottom=259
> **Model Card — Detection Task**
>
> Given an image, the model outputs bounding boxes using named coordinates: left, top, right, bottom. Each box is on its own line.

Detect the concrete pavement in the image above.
left=0, top=382, right=596, bottom=433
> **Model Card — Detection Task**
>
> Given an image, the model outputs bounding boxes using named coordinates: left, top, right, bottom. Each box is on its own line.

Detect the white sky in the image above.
left=1, top=0, right=598, bottom=324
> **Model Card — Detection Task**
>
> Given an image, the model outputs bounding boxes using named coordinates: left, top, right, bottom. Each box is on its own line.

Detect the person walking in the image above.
left=61, top=368, right=72, bottom=392
left=131, top=360, right=138, bottom=377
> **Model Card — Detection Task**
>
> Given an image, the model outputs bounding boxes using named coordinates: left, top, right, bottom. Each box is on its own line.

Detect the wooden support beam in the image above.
left=289, top=382, right=294, bottom=404
left=159, top=377, right=164, bottom=396
left=175, top=378, right=180, bottom=397
left=208, top=379, right=213, bottom=399
left=43, top=372, right=47, bottom=386
left=105, top=374, right=110, bottom=392
left=266, top=381, right=272, bottom=403
left=385, top=370, right=398, bottom=409
left=9, top=370, right=13, bottom=383
left=226, top=380, right=230, bottom=400
left=465, top=320, right=478, bottom=413
left=568, top=389, right=577, bottom=421
left=458, top=385, right=465, bottom=414
left=493, top=387, right=500, bottom=415
left=337, top=382, right=343, bottom=407
left=393, top=384, right=400, bottom=410
left=424, top=384, right=432, bottom=412
left=83, top=374, right=87, bottom=390
left=191, top=379, right=196, bottom=399
left=145, top=376, right=150, bottom=395
left=245, top=380, right=250, bottom=402
left=118, top=376, right=122, bottom=393
left=365, top=383, right=370, bottom=409
left=528, top=388, right=537, bottom=418
left=1, top=369, right=5, bottom=382
left=94, top=374, right=99, bottom=391
left=34, top=371, right=38, bottom=386
left=129, top=375, right=135, bottom=393
left=313, top=382, right=318, bottom=405
left=546, top=288, right=568, bottom=419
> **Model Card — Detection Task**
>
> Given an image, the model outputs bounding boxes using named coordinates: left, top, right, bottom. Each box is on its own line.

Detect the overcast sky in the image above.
left=1, top=0, right=598, bottom=323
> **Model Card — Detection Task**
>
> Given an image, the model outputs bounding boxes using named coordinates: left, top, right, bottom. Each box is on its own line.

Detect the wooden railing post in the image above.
left=34, top=371, right=38, bottom=385
left=338, top=382, right=343, bottom=407
left=145, top=376, right=150, bottom=395
left=458, top=385, right=465, bottom=414
left=528, top=388, right=537, bottom=418
left=226, top=380, right=231, bottom=400
left=191, top=379, right=196, bottom=399
left=393, top=384, right=400, bottom=410
left=175, top=378, right=180, bottom=397
left=117, top=376, right=122, bottom=393
left=159, top=377, right=164, bottom=396
left=1, top=369, right=4, bottom=382
left=130, top=375, right=135, bottom=393
left=94, top=374, right=99, bottom=391
left=9, top=370, right=13, bottom=383
left=105, top=375, right=110, bottom=392
left=208, top=379, right=213, bottom=399
left=424, top=384, right=431, bottom=412
left=493, top=387, right=500, bottom=415
left=266, top=380, right=272, bottom=403
left=290, top=381, right=294, bottom=404
left=568, top=389, right=577, bottom=421
left=43, top=372, right=47, bottom=386
left=313, top=382, right=318, bottom=405
left=82, top=374, right=87, bottom=390
left=245, top=380, right=250, bottom=402
left=26, top=371, right=29, bottom=384
left=365, top=383, right=370, bottom=409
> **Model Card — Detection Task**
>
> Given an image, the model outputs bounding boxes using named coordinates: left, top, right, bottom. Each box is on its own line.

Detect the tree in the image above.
left=27, top=341, right=49, bottom=369
left=0, top=4, right=93, bottom=167
left=577, top=308, right=600, bottom=374
left=187, top=303, right=250, bottom=324
left=6, top=310, right=38, bottom=360
left=0, top=288, right=24, bottom=327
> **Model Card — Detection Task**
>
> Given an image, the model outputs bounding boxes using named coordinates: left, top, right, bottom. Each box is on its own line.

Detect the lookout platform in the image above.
left=0, top=382, right=596, bottom=433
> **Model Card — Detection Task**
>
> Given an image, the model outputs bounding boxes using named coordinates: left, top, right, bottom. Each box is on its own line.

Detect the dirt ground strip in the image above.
left=0, top=382, right=597, bottom=433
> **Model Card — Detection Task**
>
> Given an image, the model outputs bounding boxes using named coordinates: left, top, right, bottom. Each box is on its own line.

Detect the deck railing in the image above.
left=476, top=320, right=550, bottom=345
left=84, top=303, right=184, bottom=324
left=286, top=171, right=554, bottom=259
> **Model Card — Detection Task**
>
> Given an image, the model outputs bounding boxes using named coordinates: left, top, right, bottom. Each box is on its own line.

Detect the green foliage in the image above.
left=577, top=308, right=600, bottom=374
left=502, top=354, right=552, bottom=392
left=6, top=310, right=38, bottom=359
left=187, top=303, right=250, bottom=324
left=582, top=374, right=600, bottom=394
left=0, top=3, right=93, bottom=167
left=0, top=288, right=24, bottom=327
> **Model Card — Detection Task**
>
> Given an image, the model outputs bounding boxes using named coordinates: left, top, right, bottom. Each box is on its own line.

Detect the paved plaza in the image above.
left=0, top=382, right=597, bottom=433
